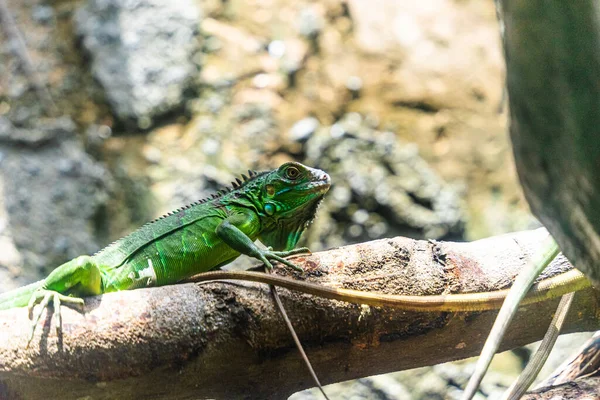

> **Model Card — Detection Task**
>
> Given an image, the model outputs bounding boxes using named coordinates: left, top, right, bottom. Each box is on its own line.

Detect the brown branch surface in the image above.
left=0, top=229, right=599, bottom=399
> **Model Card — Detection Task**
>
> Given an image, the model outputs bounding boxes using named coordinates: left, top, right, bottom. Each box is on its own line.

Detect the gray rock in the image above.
left=0, top=120, right=111, bottom=278
left=297, top=7, right=323, bottom=38
left=345, top=75, right=363, bottom=92
left=292, top=375, right=412, bottom=400
left=304, top=113, right=464, bottom=248
left=268, top=40, right=286, bottom=58
left=0, top=116, right=76, bottom=147
left=84, top=124, right=113, bottom=151
left=31, top=5, right=55, bottom=24
left=75, top=0, right=202, bottom=125
left=290, top=117, right=319, bottom=141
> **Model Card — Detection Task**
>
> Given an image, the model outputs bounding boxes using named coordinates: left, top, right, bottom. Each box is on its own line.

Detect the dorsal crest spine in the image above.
left=93, top=168, right=268, bottom=259
left=142, top=169, right=266, bottom=223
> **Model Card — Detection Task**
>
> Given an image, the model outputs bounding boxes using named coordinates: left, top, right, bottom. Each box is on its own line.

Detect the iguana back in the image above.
left=94, top=171, right=268, bottom=291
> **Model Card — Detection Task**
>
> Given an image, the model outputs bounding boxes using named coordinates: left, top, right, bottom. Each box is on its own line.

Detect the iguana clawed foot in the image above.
left=257, top=247, right=311, bottom=272
left=26, top=289, right=84, bottom=346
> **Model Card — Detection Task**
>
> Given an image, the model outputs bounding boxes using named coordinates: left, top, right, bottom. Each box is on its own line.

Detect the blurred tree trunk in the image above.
left=500, top=0, right=600, bottom=397
left=502, top=0, right=600, bottom=286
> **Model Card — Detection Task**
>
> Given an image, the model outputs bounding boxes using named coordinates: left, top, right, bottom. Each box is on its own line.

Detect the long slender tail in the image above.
left=0, top=280, right=43, bottom=310
left=186, top=267, right=588, bottom=312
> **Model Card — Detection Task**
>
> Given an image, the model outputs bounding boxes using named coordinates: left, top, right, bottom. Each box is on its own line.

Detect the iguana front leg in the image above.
left=216, top=212, right=326, bottom=398
left=27, top=255, right=102, bottom=345
left=216, top=213, right=308, bottom=272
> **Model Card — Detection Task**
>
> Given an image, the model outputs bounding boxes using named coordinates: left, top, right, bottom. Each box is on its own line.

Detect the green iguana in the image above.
left=0, top=162, right=331, bottom=344
left=0, top=161, right=591, bottom=399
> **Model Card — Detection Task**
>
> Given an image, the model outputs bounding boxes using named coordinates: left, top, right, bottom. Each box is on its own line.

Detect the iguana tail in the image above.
left=0, top=280, right=43, bottom=310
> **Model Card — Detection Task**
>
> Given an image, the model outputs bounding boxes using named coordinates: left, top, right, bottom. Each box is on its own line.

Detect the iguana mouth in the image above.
left=306, top=177, right=331, bottom=194
left=306, top=173, right=331, bottom=194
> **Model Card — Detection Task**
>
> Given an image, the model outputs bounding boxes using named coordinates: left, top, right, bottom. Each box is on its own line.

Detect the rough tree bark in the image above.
left=538, top=330, right=600, bottom=388
left=523, top=377, right=600, bottom=400
left=0, top=229, right=599, bottom=399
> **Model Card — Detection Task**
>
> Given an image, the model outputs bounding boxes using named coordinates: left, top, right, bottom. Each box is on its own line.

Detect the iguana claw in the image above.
left=26, top=289, right=84, bottom=347
left=260, top=247, right=311, bottom=272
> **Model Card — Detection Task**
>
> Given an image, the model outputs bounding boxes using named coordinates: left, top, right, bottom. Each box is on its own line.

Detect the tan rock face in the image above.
left=348, top=0, right=504, bottom=109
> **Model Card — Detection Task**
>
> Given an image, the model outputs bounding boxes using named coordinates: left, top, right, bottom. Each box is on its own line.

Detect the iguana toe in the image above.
left=26, top=289, right=84, bottom=346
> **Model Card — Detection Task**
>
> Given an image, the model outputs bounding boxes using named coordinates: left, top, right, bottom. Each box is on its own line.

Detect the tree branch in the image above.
left=523, top=377, right=600, bottom=400
left=537, top=330, right=600, bottom=388
left=0, top=228, right=599, bottom=399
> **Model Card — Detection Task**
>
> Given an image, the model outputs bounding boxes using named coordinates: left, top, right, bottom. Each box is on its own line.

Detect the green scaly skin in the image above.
left=0, top=162, right=331, bottom=344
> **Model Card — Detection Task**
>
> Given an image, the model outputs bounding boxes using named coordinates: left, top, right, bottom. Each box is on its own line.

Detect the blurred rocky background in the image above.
left=0, top=0, right=589, bottom=398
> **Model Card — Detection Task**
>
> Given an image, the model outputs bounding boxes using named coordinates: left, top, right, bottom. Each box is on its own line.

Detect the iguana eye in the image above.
left=285, top=166, right=300, bottom=180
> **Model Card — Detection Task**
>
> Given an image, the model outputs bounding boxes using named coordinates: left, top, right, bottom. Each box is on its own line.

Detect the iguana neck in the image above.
left=258, top=197, right=323, bottom=251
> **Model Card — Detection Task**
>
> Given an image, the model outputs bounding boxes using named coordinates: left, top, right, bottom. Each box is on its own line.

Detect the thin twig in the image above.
left=267, top=266, right=330, bottom=400
left=502, top=292, right=574, bottom=400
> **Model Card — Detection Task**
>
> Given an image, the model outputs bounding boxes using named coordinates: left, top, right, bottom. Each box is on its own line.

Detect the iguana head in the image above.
left=257, top=162, right=330, bottom=251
